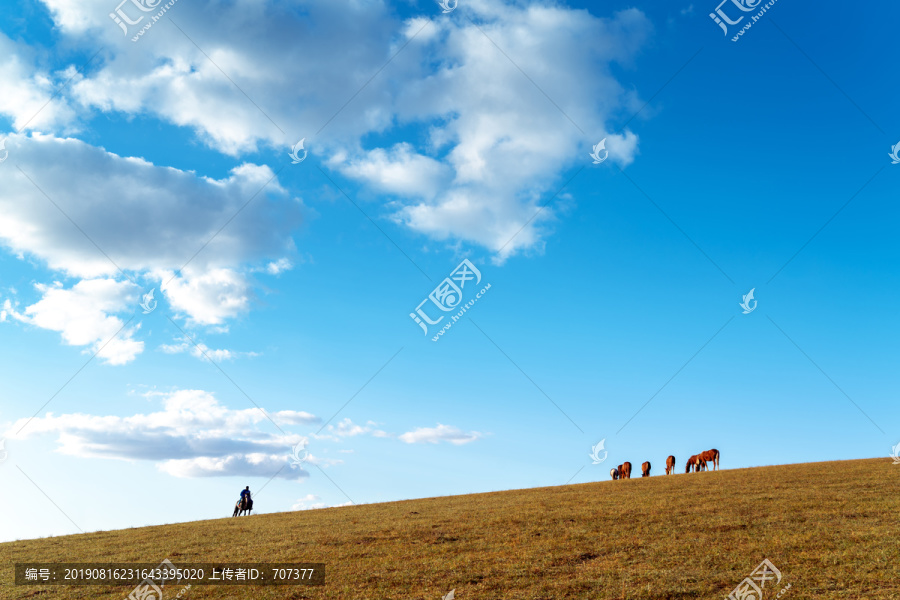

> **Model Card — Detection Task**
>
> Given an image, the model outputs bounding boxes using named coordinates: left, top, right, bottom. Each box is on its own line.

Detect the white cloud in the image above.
left=291, top=494, right=352, bottom=511
left=160, top=453, right=295, bottom=479
left=20, top=0, right=651, bottom=259
left=0, top=135, right=296, bottom=279
left=365, top=5, right=650, bottom=261
left=332, top=143, right=450, bottom=200
left=292, top=494, right=325, bottom=510
left=398, top=423, right=482, bottom=445
left=0, top=134, right=301, bottom=350
left=160, top=269, right=253, bottom=327
left=263, top=258, right=293, bottom=275
left=5, top=279, right=143, bottom=365
left=314, top=418, right=388, bottom=442
left=6, top=389, right=318, bottom=479
left=159, top=335, right=259, bottom=362
left=0, top=33, right=77, bottom=132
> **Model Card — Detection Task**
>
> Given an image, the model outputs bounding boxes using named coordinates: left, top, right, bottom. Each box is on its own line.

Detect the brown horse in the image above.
left=641, top=461, right=650, bottom=477
left=233, top=496, right=253, bottom=517
left=610, top=467, right=619, bottom=480
left=665, top=455, right=675, bottom=475
left=700, top=448, right=720, bottom=470
left=620, top=462, right=632, bottom=479
left=686, top=455, right=706, bottom=473
left=616, top=464, right=623, bottom=480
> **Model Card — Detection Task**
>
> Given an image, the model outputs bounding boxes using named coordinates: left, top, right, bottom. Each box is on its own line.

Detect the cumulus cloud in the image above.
left=160, top=453, right=297, bottom=479
left=369, top=5, right=650, bottom=260
left=6, top=389, right=318, bottom=479
left=313, top=418, right=389, bottom=442
left=332, top=143, right=450, bottom=200
left=159, top=269, right=253, bottom=327
left=0, top=134, right=301, bottom=353
left=0, top=32, right=77, bottom=131
left=291, top=494, right=353, bottom=511
left=18, top=0, right=651, bottom=260
left=261, top=258, right=293, bottom=275
left=4, top=279, right=143, bottom=365
left=0, top=135, right=297, bottom=278
left=159, top=335, right=259, bottom=362
left=398, top=424, right=482, bottom=445
left=56, top=0, right=403, bottom=154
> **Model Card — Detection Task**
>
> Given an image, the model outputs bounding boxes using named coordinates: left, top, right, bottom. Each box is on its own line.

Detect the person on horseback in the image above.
left=233, top=486, right=253, bottom=517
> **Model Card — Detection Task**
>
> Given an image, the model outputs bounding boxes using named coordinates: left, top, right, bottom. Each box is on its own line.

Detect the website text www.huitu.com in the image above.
left=131, top=0, right=179, bottom=42
left=731, top=0, right=779, bottom=42
left=431, top=283, right=491, bottom=342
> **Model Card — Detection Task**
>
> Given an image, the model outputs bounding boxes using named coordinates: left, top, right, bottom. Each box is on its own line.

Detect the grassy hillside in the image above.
left=1, top=458, right=897, bottom=599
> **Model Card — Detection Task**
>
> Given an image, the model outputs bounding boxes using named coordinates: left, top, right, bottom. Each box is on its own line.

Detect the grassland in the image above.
left=1, top=458, right=897, bottom=599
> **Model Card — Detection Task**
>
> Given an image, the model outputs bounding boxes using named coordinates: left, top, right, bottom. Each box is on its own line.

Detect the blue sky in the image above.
left=0, top=0, right=897, bottom=542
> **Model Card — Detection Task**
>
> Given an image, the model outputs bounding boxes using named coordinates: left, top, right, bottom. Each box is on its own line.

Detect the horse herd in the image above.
left=609, top=448, right=720, bottom=479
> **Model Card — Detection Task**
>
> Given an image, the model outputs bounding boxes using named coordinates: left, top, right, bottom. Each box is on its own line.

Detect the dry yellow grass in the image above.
left=1, top=458, right=897, bottom=599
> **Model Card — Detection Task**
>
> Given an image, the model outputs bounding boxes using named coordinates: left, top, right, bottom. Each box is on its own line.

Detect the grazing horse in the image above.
left=610, top=467, right=619, bottom=480
left=686, top=455, right=705, bottom=473
left=665, top=455, right=675, bottom=475
left=641, top=461, right=651, bottom=477
left=233, top=496, right=253, bottom=517
left=620, top=462, right=632, bottom=479
left=700, top=448, right=720, bottom=471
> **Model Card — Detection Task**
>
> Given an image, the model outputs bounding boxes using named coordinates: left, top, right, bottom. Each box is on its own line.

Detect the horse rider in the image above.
left=240, top=486, right=251, bottom=506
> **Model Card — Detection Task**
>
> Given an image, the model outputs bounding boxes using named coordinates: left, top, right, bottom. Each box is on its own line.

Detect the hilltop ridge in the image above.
left=1, top=458, right=897, bottom=599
